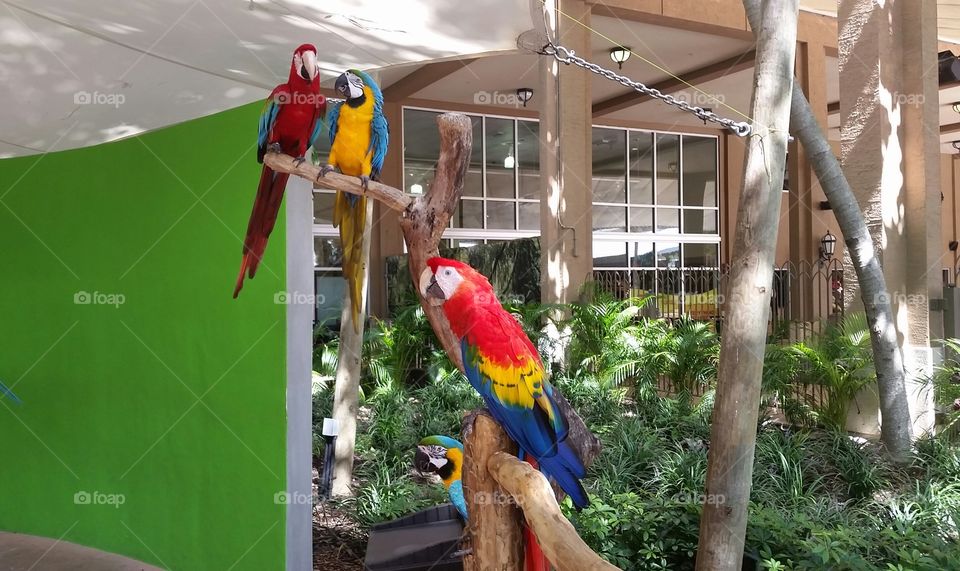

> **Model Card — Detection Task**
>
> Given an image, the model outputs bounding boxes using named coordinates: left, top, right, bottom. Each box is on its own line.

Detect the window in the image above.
left=403, top=108, right=540, bottom=242
left=312, top=132, right=346, bottom=326
left=592, top=127, right=720, bottom=316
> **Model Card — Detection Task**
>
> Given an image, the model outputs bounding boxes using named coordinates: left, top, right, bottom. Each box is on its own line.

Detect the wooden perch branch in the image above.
left=262, top=113, right=472, bottom=368
left=397, top=113, right=473, bottom=370
left=262, top=152, right=413, bottom=213
left=488, top=451, right=620, bottom=571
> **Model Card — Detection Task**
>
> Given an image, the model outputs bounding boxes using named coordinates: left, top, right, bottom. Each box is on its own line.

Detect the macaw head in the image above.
left=414, top=435, right=464, bottom=481
left=419, top=257, right=495, bottom=308
left=335, top=69, right=366, bottom=100
left=290, top=43, right=319, bottom=84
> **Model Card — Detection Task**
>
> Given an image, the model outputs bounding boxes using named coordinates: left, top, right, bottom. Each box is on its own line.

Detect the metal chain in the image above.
left=541, top=43, right=752, bottom=137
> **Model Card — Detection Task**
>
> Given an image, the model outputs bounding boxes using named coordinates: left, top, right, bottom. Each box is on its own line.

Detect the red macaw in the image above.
left=420, top=257, right=588, bottom=571
left=233, top=43, right=326, bottom=298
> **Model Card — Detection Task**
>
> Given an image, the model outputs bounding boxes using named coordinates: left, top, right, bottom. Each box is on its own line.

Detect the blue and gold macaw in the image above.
left=415, top=435, right=467, bottom=521
left=0, top=379, right=21, bottom=405
left=320, top=69, right=388, bottom=331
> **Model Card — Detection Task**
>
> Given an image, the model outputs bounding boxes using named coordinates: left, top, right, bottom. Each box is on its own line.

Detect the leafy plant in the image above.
left=564, top=292, right=650, bottom=388
left=763, top=313, right=875, bottom=431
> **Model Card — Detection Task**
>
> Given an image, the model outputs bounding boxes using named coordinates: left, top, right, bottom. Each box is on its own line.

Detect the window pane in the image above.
left=629, top=131, right=654, bottom=205
left=465, top=116, right=483, bottom=197
left=403, top=109, right=441, bottom=194
left=313, top=236, right=342, bottom=268
left=594, top=240, right=627, bottom=267
left=518, top=120, right=540, bottom=199
left=683, top=209, right=718, bottom=234
left=656, top=134, right=680, bottom=206
left=592, top=128, right=626, bottom=203
left=593, top=205, right=627, bottom=232
left=657, top=208, right=680, bottom=232
left=629, top=207, right=653, bottom=234
left=630, top=241, right=655, bottom=268
left=315, top=270, right=344, bottom=325
left=312, top=130, right=331, bottom=164
left=657, top=242, right=680, bottom=268
left=449, top=239, right=481, bottom=248
left=451, top=199, right=483, bottom=229
left=683, top=243, right=719, bottom=268
left=486, top=117, right=515, bottom=199
left=518, top=202, right=539, bottom=230
left=682, top=136, right=718, bottom=207
left=313, top=192, right=335, bottom=225
left=486, top=200, right=516, bottom=229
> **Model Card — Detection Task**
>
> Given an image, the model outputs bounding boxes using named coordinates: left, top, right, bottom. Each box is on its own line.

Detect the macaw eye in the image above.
left=444, top=269, right=453, bottom=276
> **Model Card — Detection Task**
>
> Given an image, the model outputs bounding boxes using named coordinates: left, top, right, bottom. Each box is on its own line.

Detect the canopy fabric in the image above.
left=0, top=0, right=528, bottom=157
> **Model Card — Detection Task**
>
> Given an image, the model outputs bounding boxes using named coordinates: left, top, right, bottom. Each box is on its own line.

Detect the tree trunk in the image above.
left=741, top=0, right=913, bottom=458
left=331, top=198, right=374, bottom=496
left=696, top=2, right=799, bottom=569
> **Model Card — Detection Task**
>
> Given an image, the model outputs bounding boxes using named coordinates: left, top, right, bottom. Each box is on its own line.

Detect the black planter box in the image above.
left=364, top=503, right=465, bottom=571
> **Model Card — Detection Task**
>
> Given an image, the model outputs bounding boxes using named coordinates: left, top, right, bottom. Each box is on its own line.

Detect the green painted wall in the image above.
left=0, top=102, right=289, bottom=570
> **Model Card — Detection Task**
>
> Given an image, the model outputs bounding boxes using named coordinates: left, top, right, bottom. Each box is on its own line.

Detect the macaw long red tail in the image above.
left=233, top=166, right=290, bottom=298
left=523, top=455, right=551, bottom=571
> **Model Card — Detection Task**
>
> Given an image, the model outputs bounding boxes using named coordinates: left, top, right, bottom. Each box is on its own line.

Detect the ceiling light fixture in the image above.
left=504, top=146, right=515, bottom=169
left=609, top=46, right=631, bottom=70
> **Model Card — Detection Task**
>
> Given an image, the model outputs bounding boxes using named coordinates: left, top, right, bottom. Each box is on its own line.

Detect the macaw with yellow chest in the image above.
left=320, top=70, right=388, bottom=330
left=420, top=258, right=589, bottom=571
left=233, top=43, right=325, bottom=298
left=415, top=435, right=468, bottom=521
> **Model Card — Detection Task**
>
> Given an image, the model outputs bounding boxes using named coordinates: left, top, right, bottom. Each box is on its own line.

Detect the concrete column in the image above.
left=539, top=0, right=593, bottom=305
left=371, top=101, right=405, bottom=317
left=838, top=0, right=940, bottom=436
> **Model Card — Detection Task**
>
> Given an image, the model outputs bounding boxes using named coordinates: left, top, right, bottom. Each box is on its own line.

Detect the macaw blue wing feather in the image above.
left=257, top=95, right=282, bottom=159
left=448, top=480, right=468, bottom=522
left=0, top=380, right=22, bottom=405
left=460, top=339, right=587, bottom=507
left=326, top=101, right=342, bottom=146
left=370, top=112, right=389, bottom=180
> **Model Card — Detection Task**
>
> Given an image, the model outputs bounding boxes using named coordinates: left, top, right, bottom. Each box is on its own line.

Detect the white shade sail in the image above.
left=0, top=0, right=529, bottom=157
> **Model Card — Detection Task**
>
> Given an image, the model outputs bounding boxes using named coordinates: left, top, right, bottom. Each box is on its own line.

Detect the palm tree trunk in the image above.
left=741, top=0, right=913, bottom=458
left=696, top=2, right=799, bottom=569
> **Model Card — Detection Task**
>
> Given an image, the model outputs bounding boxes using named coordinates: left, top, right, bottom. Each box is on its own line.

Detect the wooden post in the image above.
left=488, top=452, right=620, bottom=571
left=462, top=412, right=524, bottom=571
left=696, top=1, right=799, bottom=569
left=330, top=197, right=374, bottom=496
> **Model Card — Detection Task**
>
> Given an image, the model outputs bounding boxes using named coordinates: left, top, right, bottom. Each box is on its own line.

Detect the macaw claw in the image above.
left=266, top=142, right=282, bottom=155
left=317, top=164, right=335, bottom=182
left=360, top=175, right=371, bottom=192
left=292, top=156, right=307, bottom=168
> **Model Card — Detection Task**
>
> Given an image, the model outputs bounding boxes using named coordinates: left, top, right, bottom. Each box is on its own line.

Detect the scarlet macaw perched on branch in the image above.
left=414, top=435, right=468, bottom=521
left=319, top=69, right=389, bottom=330
left=420, top=258, right=589, bottom=571
left=233, top=43, right=325, bottom=298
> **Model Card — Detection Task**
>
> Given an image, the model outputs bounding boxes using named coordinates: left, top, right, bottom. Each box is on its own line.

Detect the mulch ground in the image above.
left=313, top=503, right=366, bottom=571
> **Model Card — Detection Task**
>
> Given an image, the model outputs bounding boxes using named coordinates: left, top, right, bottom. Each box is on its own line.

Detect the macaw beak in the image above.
left=414, top=446, right=433, bottom=473
left=301, top=51, right=318, bottom=82
left=419, top=267, right=446, bottom=306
